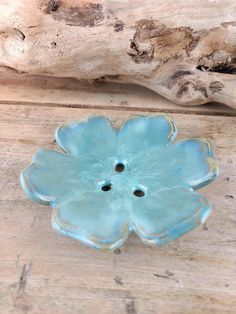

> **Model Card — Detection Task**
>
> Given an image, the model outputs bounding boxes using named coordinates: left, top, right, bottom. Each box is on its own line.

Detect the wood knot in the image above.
left=209, top=81, right=224, bottom=93
left=114, top=20, right=124, bottom=32
left=176, top=80, right=208, bottom=104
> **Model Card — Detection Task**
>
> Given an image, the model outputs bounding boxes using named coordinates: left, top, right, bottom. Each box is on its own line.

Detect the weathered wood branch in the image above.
left=1, top=0, right=236, bottom=108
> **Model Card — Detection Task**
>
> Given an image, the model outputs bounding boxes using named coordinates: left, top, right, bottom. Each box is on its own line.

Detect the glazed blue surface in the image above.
left=20, top=115, right=219, bottom=250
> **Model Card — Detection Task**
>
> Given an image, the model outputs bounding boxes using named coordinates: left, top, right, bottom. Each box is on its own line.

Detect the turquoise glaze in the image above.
left=20, top=115, right=219, bottom=250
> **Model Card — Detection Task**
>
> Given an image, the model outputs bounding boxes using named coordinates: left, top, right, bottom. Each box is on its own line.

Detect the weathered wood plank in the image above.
left=0, top=104, right=235, bottom=314
left=0, top=75, right=235, bottom=116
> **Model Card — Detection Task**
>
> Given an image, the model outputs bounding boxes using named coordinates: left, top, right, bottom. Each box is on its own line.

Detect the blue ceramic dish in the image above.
left=20, top=115, right=219, bottom=250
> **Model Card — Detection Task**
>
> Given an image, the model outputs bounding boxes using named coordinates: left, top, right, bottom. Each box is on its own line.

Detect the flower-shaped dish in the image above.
left=20, top=115, right=219, bottom=250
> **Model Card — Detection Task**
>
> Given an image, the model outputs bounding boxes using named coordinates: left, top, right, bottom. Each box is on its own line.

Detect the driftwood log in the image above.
left=0, top=0, right=236, bottom=109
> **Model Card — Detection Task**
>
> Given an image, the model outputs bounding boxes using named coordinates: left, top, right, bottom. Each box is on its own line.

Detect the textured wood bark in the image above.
left=0, top=0, right=236, bottom=108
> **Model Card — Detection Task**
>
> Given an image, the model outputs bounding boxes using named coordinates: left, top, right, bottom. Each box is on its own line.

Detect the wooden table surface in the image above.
left=0, top=75, right=235, bottom=314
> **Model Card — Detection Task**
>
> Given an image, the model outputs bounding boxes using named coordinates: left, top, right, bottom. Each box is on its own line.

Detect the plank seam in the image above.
left=0, top=101, right=235, bottom=117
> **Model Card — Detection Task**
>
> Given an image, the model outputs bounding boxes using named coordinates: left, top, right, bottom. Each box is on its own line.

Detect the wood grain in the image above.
left=0, top=74, right=235, bottom=116
left=1, top=1, right=236, bottom=108
left=0, top=102, right=235, bottom=314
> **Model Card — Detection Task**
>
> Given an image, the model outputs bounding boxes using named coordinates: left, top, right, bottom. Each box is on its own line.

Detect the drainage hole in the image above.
left=115, top=163, right=125, bottom=172
left=133, top=189, right=145, bottom=197
left=101, top=183, right=112, bottom=192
